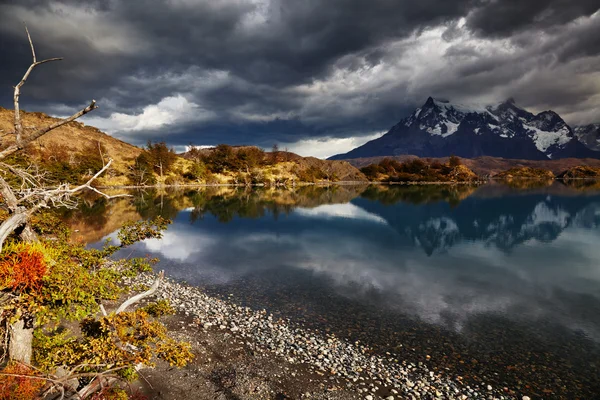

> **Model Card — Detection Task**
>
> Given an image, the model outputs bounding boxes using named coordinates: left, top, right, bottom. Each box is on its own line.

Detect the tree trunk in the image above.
left=0, top=214, right=37, bottom=363
left=19, top=223, right=38, bottom=243
left=0, top=212, right=27, bottom=252
left=8, top=318, right=33, bottom=364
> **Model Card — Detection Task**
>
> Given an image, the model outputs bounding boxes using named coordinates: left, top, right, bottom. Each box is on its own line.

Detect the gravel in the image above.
left=126, top=273, right=521, bottom=399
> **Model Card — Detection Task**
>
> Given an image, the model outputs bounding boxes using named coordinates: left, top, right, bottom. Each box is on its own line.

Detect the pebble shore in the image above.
left=126, top=273, right=527, bottom=400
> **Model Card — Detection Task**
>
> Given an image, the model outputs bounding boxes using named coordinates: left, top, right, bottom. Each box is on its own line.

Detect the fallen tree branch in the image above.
left=1, top=362, right=131, bottom=400
left=0, top=158, right=130, bottom=251
left=115, top=271, right=164, bottom=314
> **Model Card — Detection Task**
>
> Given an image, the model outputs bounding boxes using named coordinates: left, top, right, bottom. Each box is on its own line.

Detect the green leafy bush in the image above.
left=142, top=299, right=175, bottom=317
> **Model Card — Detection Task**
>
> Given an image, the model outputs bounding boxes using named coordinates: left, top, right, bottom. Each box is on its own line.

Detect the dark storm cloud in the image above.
left=0, top=0, right=599, bottom=156
left=0, top=0, right=476, bottom=103
left=466, top=0, right=600, bottom=37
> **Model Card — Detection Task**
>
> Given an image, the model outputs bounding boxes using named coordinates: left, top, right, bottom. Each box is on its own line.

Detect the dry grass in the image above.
left=0, top=106, right=141, bottom=184
left=0, top=108, right=368, bottom=186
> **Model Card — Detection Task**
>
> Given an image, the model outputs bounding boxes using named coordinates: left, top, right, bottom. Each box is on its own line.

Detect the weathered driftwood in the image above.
left=8, top=319, right=33, bottom=364
left=115, top=271, right=164, bottom=314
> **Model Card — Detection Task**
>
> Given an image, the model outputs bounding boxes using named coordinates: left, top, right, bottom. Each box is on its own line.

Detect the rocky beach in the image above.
left=126, top=273, right=526, bottom=400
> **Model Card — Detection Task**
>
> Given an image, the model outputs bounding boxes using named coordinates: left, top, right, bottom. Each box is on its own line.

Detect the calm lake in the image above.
left=71, top=182, right=600, bottom=398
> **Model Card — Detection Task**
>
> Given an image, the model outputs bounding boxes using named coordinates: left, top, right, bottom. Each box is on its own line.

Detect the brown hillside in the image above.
left=345, top=155, right=600, bottom=176
left=558, top=166, right=600, bottom=179
left=293, top=156, right=367, bottom=182
left=183, top=146, right=368, bottom=182
left=494, top=167, right=555, bottom=179
left=0, top=107, right=141, bottom=184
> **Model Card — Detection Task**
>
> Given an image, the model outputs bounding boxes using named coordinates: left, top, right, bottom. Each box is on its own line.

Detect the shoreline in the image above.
left=98, top=177, right=600, bottom=190
left=97, top=181, right=480, bottom=190
left=126, top=273, right=519, bottom=400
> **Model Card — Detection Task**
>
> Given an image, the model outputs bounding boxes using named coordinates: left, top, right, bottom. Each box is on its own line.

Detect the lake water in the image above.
left=74, top=182, right=600, bottom=398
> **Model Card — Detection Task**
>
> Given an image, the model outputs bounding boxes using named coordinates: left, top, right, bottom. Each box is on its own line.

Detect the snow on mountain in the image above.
left=330, top=97, right=600, bottom=160
left=527, top=125, right=571, bottom=153
left=574, top=123, right=600, bottom=151
left=404, top=97, right=496, bottom=138
left=407, top=98, right=573, bottom=156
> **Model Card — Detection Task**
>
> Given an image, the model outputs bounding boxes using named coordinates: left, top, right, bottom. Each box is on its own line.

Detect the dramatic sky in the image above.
left=0, top=0, right=599, bottom=157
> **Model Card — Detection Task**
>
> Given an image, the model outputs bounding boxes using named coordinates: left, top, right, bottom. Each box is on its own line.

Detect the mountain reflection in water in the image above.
left=73, top=182, right=600, bottom=398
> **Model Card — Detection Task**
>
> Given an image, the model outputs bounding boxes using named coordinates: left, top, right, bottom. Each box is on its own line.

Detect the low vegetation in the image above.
left=494, top=167, right=555, bottom=180
left=141, top=144, right=366, bottom=186
left=360, top=156, right=479, bottom=183
left=0, top=28, right=192, bottom=399
left=0, top=107, right=140, bottom=187
left=0, top=215, right=193, bottom=398
left=3, top=142, right=107, bottom=187
left=558, top=166, right=600, bottom=179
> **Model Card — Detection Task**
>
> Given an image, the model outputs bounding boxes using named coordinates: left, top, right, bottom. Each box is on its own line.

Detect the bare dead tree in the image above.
left=0, top=26, right=130, bottom=365
left=0, top=27, right=127, bottom=251
left=4, top=26, right=97, bottom=157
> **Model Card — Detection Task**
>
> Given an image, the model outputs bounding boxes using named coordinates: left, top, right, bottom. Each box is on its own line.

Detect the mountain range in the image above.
left=574, top=123, right=600, bottom=151
left=330, top=97, right=600, bottom=161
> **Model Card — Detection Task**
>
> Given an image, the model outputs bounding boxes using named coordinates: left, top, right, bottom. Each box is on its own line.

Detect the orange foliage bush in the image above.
left=0, top=245, right=47, bottom=293
left=0, top=362, right=45, bottom=400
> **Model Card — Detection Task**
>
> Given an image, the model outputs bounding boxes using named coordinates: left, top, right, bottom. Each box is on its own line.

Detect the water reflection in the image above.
left=77, top=183, right=600, bottom=398
left=128, top=189, right=600, bottom=337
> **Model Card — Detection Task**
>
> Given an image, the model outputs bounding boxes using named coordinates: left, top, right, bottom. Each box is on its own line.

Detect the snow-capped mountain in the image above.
left=574, top=124, right=600, bottom=151
left=330, top=97, right=600, bottom=160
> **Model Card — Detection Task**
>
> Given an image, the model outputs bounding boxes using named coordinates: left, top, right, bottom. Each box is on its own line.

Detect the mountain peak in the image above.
left=422, top=96, right=437, bottom=108
left=494, top=97, right=523, bottom=111
left=426, top=97, right=491, bottom=115
left=331, top=96, right=600, bottom=161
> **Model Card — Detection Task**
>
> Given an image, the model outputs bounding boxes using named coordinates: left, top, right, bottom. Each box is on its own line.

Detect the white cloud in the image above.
left=83, top=94, right=215, bottom=134
left=142, top=229, right=216, bottom=261
left=185, top=145, right=215, bottom=151
left=294, top=203, right=388, bottom=224
left=282, top=131, right=385, bottom=159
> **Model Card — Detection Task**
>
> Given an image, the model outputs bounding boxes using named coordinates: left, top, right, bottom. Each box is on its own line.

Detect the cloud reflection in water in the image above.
left=113, top=192, right=600, bottom=343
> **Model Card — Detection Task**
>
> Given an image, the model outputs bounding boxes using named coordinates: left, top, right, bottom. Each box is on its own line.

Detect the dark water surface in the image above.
left=77, top=183, right=600, bottom=398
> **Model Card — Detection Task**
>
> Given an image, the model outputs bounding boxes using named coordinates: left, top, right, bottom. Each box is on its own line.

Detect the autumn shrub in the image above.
left=29, top=210, right=69, bottom=237
left=142, top=299, right=175, bottom=317
left=0, top=243, right=48, bottom=293
left=35, top=309, right=194, bottom=376
left=0, top=362, right=45, bottom=400
left=297, top=166, right=328, bottom=182
left=20, top=142, right=107, bottom=185
left=164, top=175, right=183, bottom=185
left=183, top=162, right=207, bottom=181
left=14, top=215, right=194, bottom=386
left=560, top=166, right=600, bottom=179
left=117, top=217, right=171, bottom=247
left=495, top=167, right=554, bottom=180
left=360, top=164, right=383, bottom=180
left=361, top=158, right=477, bottom=182
left=203, top=145, right=268, bottom=174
